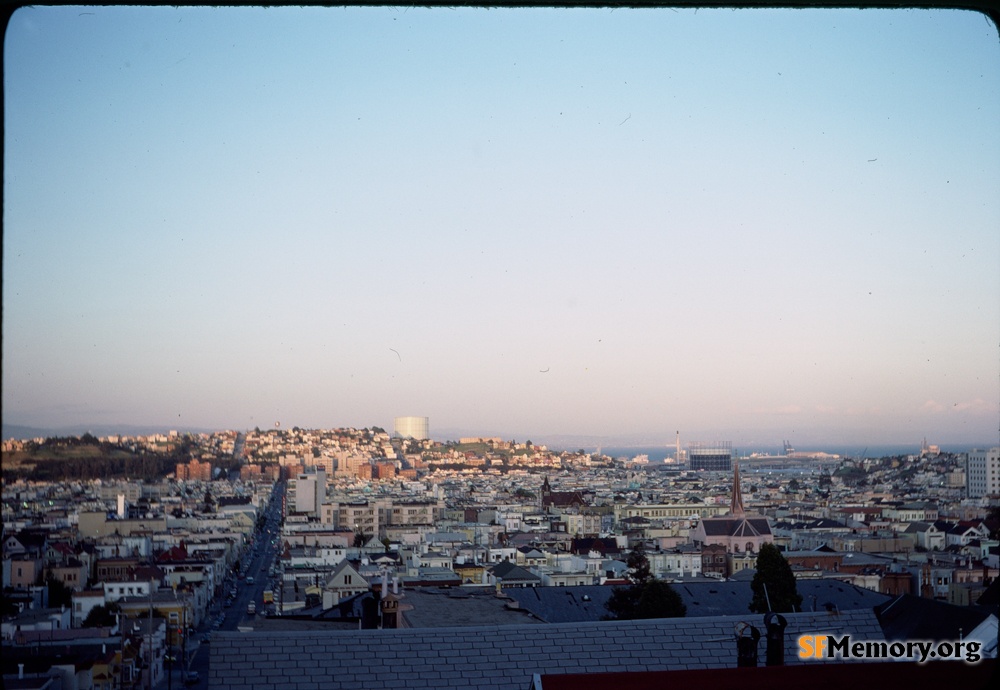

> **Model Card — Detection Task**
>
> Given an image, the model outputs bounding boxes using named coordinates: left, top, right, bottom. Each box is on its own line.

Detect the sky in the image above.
left=4, top=5, right=999, bottom=448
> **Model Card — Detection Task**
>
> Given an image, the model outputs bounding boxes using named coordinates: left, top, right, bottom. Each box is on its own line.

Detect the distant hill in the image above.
left=2, top=423, right=221, bottom=441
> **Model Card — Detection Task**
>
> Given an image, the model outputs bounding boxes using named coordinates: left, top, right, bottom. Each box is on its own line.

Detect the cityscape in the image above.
left=4, top=4, right=1000, bottom=689
left=1, top=417, right=998, bottom=688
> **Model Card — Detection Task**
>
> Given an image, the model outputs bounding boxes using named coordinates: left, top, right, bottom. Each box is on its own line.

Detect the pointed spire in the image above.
left=730, top=459, right=745, bottom=517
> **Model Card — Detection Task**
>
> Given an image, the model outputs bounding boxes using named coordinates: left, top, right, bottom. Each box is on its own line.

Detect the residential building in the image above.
left=967, top=447, right=1000, bottom=498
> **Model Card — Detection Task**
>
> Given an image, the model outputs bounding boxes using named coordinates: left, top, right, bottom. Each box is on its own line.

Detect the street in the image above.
left=155, top=480, right=284, bottom=690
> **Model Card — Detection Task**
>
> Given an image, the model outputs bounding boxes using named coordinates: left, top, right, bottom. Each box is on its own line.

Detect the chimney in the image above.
left=392, top=577, right=399, bottom=595
left=18, top=664, right=24, bottom=679
left=735, top=623, right=760, bottom=667
left=764, top=613, right=787, bottom=666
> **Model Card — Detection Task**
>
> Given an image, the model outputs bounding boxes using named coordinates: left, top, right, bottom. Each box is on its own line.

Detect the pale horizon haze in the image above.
left=4, top=5, right=999, bottom=449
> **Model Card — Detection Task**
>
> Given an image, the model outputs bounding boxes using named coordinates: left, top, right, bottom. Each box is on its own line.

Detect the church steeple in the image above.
left=730, top=459, right=745, bottom=517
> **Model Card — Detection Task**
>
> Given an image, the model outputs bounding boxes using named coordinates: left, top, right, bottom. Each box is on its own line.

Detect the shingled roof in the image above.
left=210, top=609, right=886, bottom=690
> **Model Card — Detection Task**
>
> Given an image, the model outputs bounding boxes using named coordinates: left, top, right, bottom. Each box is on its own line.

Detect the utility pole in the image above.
left=181, top=598, right=187, bottom=676
left=148, top=579, right=154, bottom=690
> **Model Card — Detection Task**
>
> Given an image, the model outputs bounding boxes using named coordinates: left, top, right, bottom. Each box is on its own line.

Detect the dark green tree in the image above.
left=749, top=543, right=802, bottom=613
left=603, top=542, right=686, bottom=620
left=82, top=603, right=120, bottom=628
left=625, top=541, right=652, bottom=585
left=45, top=575, right=73, bottom=609
left=986, top=505, right=1000, bottom=540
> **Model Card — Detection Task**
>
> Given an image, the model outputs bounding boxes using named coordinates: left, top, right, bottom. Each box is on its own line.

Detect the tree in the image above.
left=749, top=543, right=802, bottom=613
left=986, top=505, right=1000, bottom=540
left=46, top=575, right=73, bottom=609
left=625, top=541, right=652, bottom=585
left=603, top=542, right=686, bottom=620
left=82, top=603, right=120, bottom=628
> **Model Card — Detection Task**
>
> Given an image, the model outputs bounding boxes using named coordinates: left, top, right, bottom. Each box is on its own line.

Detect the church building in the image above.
left=689, top=460, right=773, bottom=554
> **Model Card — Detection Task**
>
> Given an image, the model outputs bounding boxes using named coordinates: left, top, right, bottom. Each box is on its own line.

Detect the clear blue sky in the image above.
left=4, top=6, right=999, bottom=447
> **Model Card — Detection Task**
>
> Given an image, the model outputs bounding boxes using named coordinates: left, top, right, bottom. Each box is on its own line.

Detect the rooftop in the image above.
left=502, top=580, right=893, bottom=623
left=210, top=608, right=885, bottom=690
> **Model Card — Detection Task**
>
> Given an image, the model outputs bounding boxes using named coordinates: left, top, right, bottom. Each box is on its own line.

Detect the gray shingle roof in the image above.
left=210, top=609, right=885, bottom=690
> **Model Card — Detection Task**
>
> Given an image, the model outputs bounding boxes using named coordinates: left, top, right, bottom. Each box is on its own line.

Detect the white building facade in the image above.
left=393, top=416, right=429, bottom=440
left=966, top=448, right=1000, bottom=498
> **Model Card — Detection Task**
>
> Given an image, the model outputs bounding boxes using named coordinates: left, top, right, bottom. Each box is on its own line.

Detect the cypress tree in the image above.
left=749, top=543, right=802, bottom=613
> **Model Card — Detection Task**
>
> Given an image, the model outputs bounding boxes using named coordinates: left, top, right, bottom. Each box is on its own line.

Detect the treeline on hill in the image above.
left=3, top=434, right=193, bottom=482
